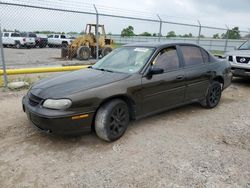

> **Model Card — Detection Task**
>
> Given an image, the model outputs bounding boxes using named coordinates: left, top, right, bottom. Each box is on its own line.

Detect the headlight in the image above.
left=43, top=99, right=72, bottom=110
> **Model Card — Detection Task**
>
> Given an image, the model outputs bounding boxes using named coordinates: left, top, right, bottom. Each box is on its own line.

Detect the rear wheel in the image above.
left=95, top=99, right=129, bottom=142
left=15, top=42, right=21, bottom=49
left=201, top=81, right=222, bottom=108
left=77, top=46, right=91, bottom=60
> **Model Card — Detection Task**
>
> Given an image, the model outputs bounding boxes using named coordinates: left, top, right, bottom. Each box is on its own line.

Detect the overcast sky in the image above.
left=1, top=0, right=250, bottom=36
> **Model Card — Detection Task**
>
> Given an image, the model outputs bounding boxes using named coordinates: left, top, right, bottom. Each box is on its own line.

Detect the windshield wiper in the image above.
left=93, top=68, right=114, bottom=73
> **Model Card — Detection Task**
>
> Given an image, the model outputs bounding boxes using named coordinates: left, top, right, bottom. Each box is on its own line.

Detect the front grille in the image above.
left=236, top=56, right=250, bottom=64
left=28, top=92, right=43, bottom=106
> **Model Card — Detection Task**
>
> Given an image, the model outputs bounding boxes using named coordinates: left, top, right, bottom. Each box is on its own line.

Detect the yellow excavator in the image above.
left=61, top=24, right=114, bottom=60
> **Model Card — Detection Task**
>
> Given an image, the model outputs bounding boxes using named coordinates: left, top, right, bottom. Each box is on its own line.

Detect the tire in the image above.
left=201, top=81, right=222, bottom=108
left=77, top=46, right=91, bottom=60
left=48, top=44, right=53, bottom=48
left=91, top=47, right=99, bottom=59
left=102, top=46, right=112, bottom=57
left=15, top=42, right=21, bottom=49
left=95, top=99, right=129, bottom=142
left=61, top=43, right=68, bottom=58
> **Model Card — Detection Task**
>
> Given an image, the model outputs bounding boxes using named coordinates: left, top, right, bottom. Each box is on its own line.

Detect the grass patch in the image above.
left=210, top=50, right=225, bottom=56
left=113, top=43, right=123, bottom=49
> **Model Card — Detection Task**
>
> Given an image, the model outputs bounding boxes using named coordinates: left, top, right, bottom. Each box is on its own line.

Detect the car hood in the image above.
left=225, top=50, right=250, bottom=57
left=30, top=68, right=129, bottom=98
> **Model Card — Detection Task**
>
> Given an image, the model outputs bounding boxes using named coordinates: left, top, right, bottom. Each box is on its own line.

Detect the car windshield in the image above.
left=92, top=47, right=155, bottom=73
left=238, top=40, right=250, bottom=50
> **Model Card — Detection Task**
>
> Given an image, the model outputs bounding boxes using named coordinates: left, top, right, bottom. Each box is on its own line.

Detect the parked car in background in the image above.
left=2, top=32, right=35, bottom=48
left=24, top=33, right=48, bottom=48
left=225, top=40, right=250, bottom=77
left=47, top=34, right=72, bottom=47
left=22, top=43, right=232, bottom=142
left=19, top=32, right=36, bottom=48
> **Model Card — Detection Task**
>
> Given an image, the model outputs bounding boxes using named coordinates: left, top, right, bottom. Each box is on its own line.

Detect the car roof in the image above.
left=123, top=42, right=201, bottom=49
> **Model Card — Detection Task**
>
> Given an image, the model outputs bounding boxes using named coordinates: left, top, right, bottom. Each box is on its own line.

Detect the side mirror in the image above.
left=147, top=67, right=164, bottom=76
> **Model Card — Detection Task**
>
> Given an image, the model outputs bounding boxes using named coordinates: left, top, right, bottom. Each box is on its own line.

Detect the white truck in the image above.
left=2, top=32, right=36, bottom=48
left=225, top=40, right=250, bottom=77
left=47, top=34, right=73, bottom=47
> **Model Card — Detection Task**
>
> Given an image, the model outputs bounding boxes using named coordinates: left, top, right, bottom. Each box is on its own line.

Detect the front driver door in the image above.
left=141, top=46, right=186, bottom=115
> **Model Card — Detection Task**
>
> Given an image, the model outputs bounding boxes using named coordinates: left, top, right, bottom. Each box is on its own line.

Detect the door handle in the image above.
left=176, top=75, right=184, bottom=80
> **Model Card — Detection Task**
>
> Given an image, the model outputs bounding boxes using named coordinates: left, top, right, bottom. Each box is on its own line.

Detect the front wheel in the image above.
left=102, top=46, right=112, bottom=57
left=77, top=46, right=91, bottom=60
left=95, top=99, right=129, bottom=142
left=61, top=43, right=68, bottom=58
left=201, top=81, right=222, bottom=108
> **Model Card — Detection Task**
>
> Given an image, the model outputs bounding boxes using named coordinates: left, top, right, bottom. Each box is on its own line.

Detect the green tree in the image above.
left=213, top=33, right=220, bottom=39
left=221, top=27, right=241, bottom=39
left=166, top=31, right=176, bottom=38
left=121, top=26, right=135, bottom=37
left=67, top=32, right=79, bottom=35
left=181, top=33, right=193, bottom=38
left=199, top=35, right=205, bottom=38
left=139, top=32, right=151, bottom=36
left=152, top=33, right=157, bottom=37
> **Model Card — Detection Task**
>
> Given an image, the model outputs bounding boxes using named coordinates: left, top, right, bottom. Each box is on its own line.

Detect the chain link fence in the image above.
left=0, top=0, right=250, bottom=86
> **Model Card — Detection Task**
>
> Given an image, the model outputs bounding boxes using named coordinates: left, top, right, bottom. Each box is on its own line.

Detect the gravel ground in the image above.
left=0, top=78, right=250, bottom=188
left=1, top=48, right=95, bottom=68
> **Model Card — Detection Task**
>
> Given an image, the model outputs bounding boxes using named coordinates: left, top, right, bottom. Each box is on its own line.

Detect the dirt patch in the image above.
left=0, top=78, right=250, bottom=187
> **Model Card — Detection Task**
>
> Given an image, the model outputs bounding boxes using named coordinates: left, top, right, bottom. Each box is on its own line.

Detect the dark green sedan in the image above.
left=22, top=43, right=232, bottom=142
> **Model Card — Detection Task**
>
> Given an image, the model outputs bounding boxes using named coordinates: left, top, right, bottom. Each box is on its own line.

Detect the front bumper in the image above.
left=231, top=66, right=250, bottom=77
left=22, top=96, right=94, bottom=135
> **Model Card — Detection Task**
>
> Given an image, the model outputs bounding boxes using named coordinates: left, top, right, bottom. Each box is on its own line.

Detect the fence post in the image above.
left=0, top=27, right=8, bottom=88
left=157, top=14, right=162, bottom=42
left=197, top=20, right=201, bottom=45
left=94, top=4, right=99, bottom=60
left=224, top=25, right=229, bottom=52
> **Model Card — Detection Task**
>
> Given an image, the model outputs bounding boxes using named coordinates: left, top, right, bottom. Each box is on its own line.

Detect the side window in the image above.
left=200, top=48, right=210, bottom=63
left=54, top=35, right=59, bottom=38
left=153, top=47, right=180, bottom=72
left=60, top=35, right=66, bottom=39
left=48, top=35, right=53, bottom=38
left=180, top=46, right=204, bottom=67
left=11, top=33, right=20, bottom=37
left=4, top=33, right=9, bottom=37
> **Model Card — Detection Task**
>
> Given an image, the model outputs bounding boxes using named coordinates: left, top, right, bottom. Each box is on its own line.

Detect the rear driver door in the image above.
left=179, top=45, right=211, bottom=101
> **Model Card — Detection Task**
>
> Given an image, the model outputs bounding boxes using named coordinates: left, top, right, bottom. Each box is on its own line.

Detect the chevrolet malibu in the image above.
left=22, top=43, right=232, bottom=142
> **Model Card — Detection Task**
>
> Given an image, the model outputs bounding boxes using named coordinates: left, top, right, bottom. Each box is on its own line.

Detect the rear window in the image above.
left=180, top=46, right=204, bottom=67
left=29, top=33, right=37, bottom=37
left=20, top=33, right=27, bottom=37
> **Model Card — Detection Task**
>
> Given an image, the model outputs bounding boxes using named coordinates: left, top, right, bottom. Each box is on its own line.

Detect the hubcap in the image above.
left=109, top=105, right=127, bottom=136
left=209, top=85, right=221, bottom=105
